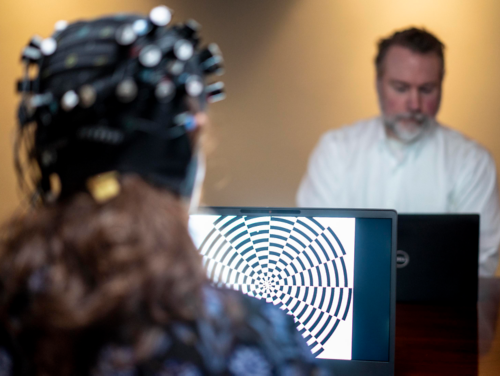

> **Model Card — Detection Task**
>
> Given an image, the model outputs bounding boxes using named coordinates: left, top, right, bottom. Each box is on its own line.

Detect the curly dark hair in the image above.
left=375, top=27, right=445, bottom=78
left=0, top=176, right=206, bottom=375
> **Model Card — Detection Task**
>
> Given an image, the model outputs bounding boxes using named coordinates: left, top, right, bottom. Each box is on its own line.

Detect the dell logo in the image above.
left=396, top=250, right=410, bottom=268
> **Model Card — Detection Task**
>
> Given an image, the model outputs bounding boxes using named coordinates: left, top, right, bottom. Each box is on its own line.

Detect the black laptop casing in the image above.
left=396, top=214, right=479, bottom=304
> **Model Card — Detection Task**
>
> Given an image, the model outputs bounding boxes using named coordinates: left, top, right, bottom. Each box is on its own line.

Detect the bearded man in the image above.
left=297, top=27, right=500, bottom=276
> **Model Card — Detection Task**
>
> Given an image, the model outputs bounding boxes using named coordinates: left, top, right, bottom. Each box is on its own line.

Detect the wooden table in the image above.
left=395, top=278, right=500, bottom=375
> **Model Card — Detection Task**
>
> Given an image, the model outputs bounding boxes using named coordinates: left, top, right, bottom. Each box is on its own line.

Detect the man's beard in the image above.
left=383, top=112, right=433, bottom=144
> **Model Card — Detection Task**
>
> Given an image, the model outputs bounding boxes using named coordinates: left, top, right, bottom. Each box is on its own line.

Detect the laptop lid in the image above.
left=189, top=207, right=397, bottom=376
left=396, top=214, right=479, bottom=303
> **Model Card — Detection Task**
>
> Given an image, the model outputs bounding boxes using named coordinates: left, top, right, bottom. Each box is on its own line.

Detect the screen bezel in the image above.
left=192, top=207, right=397, bottom=376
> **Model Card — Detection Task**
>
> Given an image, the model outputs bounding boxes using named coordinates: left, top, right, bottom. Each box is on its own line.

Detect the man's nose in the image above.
left=407, top=89, right=422, bottom=112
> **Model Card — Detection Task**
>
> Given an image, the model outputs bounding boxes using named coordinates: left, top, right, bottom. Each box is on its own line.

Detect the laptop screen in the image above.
left=189, top=208, right=396, bottom=372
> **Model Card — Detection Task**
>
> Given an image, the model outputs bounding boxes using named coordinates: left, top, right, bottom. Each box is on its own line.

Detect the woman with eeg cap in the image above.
left=0, top=5, right=326, bottom=376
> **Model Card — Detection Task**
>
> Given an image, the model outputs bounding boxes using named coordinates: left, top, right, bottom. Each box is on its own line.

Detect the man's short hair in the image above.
left=375, top=27, right=445, bottom=78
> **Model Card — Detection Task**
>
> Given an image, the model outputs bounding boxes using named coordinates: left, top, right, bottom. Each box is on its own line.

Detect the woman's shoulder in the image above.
left=196, top=285, right=328, bottom=375
left=201, top=284, right=300, bottom=338
left=202, top=284, right=281, bottom=317
left=0, top=285, right=329, bottom=375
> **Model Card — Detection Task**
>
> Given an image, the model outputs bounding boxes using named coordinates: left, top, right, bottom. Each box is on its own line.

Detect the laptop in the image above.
left=189, top=207, right=397, bottom=376
left=396, top=214, right=479, bottom=303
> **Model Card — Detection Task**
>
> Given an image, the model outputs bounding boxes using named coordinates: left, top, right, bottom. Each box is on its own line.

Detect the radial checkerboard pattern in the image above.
left=196, top=215, right=353, bottom=358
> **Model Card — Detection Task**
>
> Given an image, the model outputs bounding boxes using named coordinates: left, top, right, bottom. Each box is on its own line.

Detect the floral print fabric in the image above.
left=0, top=286, right=331, bottom=375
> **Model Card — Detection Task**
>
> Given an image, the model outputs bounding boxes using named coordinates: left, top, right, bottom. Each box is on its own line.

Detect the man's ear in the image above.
left=375, top=75, right=382, bottom=95
left=375, top=77, right=383, bottom=104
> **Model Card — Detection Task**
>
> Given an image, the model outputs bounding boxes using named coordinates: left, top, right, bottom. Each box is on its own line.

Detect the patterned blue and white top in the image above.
left=0, top=286, right=332, bottom=375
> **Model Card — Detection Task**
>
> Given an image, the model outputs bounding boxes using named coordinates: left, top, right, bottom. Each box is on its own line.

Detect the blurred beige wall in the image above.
left=1, top=0, right=500, bottom=273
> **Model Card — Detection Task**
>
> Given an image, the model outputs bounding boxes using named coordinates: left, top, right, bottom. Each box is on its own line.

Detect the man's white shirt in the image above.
left=297, top=117, right=500, bottom=276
